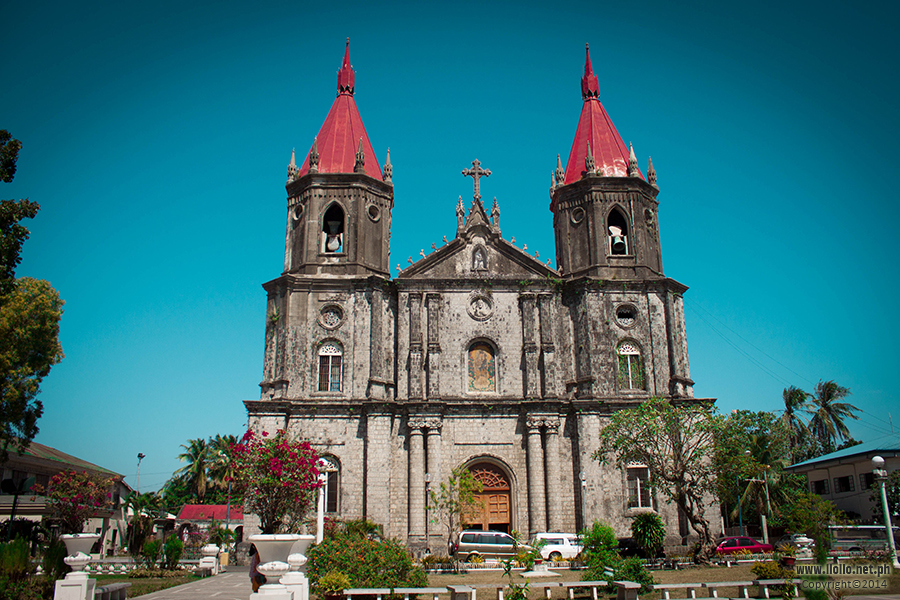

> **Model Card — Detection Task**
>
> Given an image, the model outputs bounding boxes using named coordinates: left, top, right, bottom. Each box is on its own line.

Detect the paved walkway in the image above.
left=136, top=566, right=251, bottom=600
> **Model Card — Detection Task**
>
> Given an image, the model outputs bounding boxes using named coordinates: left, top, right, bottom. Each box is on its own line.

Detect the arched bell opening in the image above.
left=607, top=208, right=629, bottom=255
left=322, top=203, right=345, bottom=253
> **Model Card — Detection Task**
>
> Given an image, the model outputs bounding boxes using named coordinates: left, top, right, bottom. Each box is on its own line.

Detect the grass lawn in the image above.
left=427, top=562, right=900, bottom=598
left=94, top=573, right=202, bottom=597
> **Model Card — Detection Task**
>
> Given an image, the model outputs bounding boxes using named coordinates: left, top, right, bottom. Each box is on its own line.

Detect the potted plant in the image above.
left=776, top=543, right=797, bottom=567
left=317, top=570, right=351, bottom=600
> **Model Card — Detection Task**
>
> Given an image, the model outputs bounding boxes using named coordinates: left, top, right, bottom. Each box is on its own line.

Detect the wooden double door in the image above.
left=463, top=463, right=511, bottom=533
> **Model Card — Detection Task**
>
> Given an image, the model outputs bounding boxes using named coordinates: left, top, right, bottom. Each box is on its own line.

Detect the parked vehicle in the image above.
left=714, top=536, right=774, bottom=555
left=450, top=530, right=531, bottom=561
left=828, top=525, right=900, bottom=552
left=530, top=533, right=582, bottom=560
left=617, top=537, right=666, bottom=559
left=775, top=533, right=814, bottom=549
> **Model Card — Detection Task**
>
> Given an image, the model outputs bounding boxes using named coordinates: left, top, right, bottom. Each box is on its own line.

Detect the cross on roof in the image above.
left=462, top=159, right=491, bottom=202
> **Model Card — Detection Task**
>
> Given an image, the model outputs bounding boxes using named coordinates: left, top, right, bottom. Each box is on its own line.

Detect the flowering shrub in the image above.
left=307, top=533, right=426, bottom=592
left=230, top=429, right=321, bottom=534
left=33, top=470, right=117, bottom=533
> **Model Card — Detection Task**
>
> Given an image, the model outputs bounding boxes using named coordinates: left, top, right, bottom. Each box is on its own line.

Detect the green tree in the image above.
left=208, top=434, right=238, bottom=493
left=0, top=130, right=64, bottom=463
left=631, top=512, right=665, bottom=557
left=775, top=490, right=841, bottom=563
left=808, top=380, right=859, bottom=453
left=33, top=470, right=118, bottom=534
left=174, top=438, right=211, bottom=502
left=595, top=398, right=719, bottom=551
left=427, top=466, right=483, bottom=545
left=869, top=470, right=900, bottom=523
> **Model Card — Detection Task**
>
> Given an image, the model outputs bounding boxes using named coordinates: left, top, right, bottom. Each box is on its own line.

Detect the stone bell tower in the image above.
left=550, top=44, right=662, bottom=281
left=283, top=38, right=394, bottom=278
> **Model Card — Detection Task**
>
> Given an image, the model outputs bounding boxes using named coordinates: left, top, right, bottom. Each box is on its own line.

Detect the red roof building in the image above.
left=176, top=504, right=243, bottom=522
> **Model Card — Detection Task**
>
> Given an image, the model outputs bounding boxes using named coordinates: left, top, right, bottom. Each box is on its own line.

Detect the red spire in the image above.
left=562, top=44, right=642, bottom=184
left=581, top=43, right=599, bottom=100
left=298, top=40, right=382, bottom=179
left=337, top=37, right=355, bottom=96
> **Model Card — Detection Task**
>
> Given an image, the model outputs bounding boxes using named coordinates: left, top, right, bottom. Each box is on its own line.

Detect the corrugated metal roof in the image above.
left=787, top=432, right=900, bottom=471
left=14, top=440, right=120, bottom=476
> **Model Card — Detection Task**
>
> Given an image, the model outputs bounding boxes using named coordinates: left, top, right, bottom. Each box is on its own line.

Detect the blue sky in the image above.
left=3, top=0, right=898, bottom=492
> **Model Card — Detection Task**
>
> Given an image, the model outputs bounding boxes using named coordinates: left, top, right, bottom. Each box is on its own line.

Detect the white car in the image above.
left=530, top=533, right=582, bottom=561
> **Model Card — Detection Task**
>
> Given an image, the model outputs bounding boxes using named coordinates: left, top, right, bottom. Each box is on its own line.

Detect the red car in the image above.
left=715, top=536, right=774, bottom=555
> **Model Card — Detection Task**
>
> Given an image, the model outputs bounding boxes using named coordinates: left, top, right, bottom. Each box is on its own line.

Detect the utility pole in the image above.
left=137, top=453, right=145, bottom=494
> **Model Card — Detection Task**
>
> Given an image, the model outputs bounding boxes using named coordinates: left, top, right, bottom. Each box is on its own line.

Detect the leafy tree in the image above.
left=230, top=429, right=320, bottom=534
left=578, top=520, right=620, bottom=569
left=808, top=380, right=859, bottom=453
left=775, top=490, right=841, bottom=563
left=427, top=466, right=482, bottom=546
left=208, top=433, right=238, bottom=493
left=125, top=492, right=161, bottom=556
left=33, top=470, right=117, bottom=534
left=0, top=130, right=64, bottom=463
left=595, top=398, right=719, bottom=552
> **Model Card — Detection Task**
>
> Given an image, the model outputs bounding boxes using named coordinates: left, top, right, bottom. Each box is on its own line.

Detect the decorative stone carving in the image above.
left=467, top=294, right=493, bottom=321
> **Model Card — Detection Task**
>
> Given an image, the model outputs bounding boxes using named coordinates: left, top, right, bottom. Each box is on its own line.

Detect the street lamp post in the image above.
left=137, top=453, right=145, bottom=494
left=736, top=476, right=744, bottom=537
left=425, top=472, right=432, bottom=553
left=871, top=456, right=900, bottom=569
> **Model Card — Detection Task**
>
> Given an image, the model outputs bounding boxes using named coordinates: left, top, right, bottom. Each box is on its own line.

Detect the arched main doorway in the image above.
left=464, top=462, right=512, bottom=533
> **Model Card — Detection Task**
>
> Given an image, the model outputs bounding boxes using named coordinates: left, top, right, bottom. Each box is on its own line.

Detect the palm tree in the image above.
left=782, top=386, right=810, bottom=463
left=175, top=438, right=210, bottom=502
left=208, top=434, right=238, bottom=492
left=808, top=380, right=859, bottom=453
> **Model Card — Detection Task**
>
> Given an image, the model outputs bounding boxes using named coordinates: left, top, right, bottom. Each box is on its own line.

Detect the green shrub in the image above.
left=579, top=520, right=620, bottom=569
left=162, top=536, right=183, bottom=570
left=141, top=539, right=161, bottom=569
left=317, top=570, right=351, bottom=594
left=421, top=553, right=451, bottom=566
left=308, top=534, right=426, bottom=593
left=42, top=538, right=68, bottom=581
left=611, top=557, right=655, bottom=594
left=751, top=561, right=796, bottom=598
left=0, top=575, right=51, bottom=600
left=0, top=538, right=33, bottom=582
left=631, top=513, right=665, bottom=557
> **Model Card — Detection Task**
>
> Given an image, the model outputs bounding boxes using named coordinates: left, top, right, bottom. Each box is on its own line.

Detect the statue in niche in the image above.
left=473, top=249, right=486, bottom=271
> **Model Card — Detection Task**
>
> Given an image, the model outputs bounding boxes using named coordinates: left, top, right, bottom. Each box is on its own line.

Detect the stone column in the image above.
left=426, top=293, right=441, bottom=399
left=538, top=294, right=556, bottom=398
left=520, top=295, right=539, bottom=398
left=526, top=418, right=546, bottom=535
left=365, top=410, right=392, bottom=526
left=426, top=421, right=443, bottom=500
left=408, top=421, right=426, bottom=541
left=544, top=419, right=562, bottom=532
left=368, top=286, right=386, bottom=399
left=409, top=294, right=423, bottom=399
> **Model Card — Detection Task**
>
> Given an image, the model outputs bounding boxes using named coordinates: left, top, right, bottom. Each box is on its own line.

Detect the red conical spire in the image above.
left=562, top=43, right=642, bottom=184
left=337, top=37, right=355, bottom=96
left=298, top=40, right=382, bottom=179
left=581, top=43, right=599, bottom=100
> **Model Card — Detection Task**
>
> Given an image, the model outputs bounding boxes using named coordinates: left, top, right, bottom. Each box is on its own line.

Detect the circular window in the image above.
left=367, top=204, right=381, bottom=222
left=615, top=305, right=636, bottom=327
left=571, top=206, right=586, bottom=225
left=292, top=204, right=303, bottom=222
left=644, top=208, right=654, bottom=226
left=320, top=306, right=344, bottom=330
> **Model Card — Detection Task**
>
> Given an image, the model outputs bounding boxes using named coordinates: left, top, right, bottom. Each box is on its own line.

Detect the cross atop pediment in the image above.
left=462, top=159, right=491, bottom=202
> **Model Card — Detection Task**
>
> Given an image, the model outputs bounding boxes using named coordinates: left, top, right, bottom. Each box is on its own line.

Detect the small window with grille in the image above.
left=317, top=342, right=343, bottom=392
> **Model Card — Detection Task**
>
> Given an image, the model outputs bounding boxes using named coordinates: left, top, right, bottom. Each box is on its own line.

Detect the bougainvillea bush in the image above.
left=33, top=470, right=117, bottom=534
left=230, top=429, right=320, bottom=534
left=307, top=532, right=426, bottom=592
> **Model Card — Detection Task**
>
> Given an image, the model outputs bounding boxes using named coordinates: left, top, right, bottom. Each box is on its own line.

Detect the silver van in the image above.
left=450, top=530, right=528, bottom=561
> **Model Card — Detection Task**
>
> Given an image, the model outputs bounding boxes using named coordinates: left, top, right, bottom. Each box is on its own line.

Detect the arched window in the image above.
left=467, top=342, right=496, bottom=392
left=319, top=457, right=340, bottom=514
left=608, top=209, right=629, bottom=255
left=322, top=204, right=345, bottom=253
left=318, top=341, right=343, bottom=392
left=616, top=341, right=645, bottom=390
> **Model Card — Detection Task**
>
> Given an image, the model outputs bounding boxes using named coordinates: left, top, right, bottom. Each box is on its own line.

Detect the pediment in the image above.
left=399, top=231, right=558, bottom=280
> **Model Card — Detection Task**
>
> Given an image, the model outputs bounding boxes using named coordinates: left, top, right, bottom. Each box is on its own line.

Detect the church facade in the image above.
left=244, top=41, right=717, bottom=550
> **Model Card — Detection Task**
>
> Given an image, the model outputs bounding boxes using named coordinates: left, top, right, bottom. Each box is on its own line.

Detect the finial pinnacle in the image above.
left=337, top=38, right=355, bottom=96
left=383, top=147, right=392, bottom=183
left=581, top=43, right=599, bottom=100
left=354, top=137, right=365, bottom=173
left=309, top=137, right=319, bottom=173
left=648, top=156, right=658, bottom=189
left=628, top=142, right=640, bottom=178
left=584, top=141, right=595, bottom=174
left=462, top=159, right=491, bottom=202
